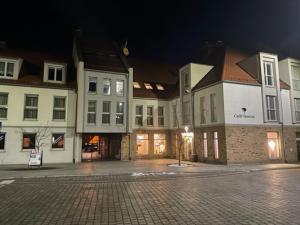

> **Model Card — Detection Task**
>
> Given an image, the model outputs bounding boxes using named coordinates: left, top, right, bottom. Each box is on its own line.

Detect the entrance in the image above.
left=81, top=134, right=121, bottom=162
left=183, top=139, right=192, bottom=160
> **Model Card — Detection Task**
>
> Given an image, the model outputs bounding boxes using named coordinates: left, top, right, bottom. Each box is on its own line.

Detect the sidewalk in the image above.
left=0, top=159, right=299, bottom=179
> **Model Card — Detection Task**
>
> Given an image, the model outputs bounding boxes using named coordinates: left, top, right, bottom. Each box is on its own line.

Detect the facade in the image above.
left=0, top=41, right=300, bottom=164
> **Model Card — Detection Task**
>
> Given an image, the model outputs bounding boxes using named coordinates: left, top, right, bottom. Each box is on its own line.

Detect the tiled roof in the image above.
left=280, top=80, right=290, bottom=90
left=0, top=48, right=76, bottom=89
left=129, top=59, right=179, bottom=99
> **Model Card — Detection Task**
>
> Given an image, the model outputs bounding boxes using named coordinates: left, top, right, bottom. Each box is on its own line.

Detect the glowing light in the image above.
left=268, top=140, right=276, bottom=151
left=184, top=126, right=189, bottom=133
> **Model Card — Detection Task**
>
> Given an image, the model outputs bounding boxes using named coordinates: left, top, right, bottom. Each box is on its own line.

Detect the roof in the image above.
left=78, top=38, right=128, bottom=73
left=192, top=46, right=260, bottom=91
left=280, top=80, right=290, bottom=90
left=129, top=59, right=180, bottom=99
left=0, top=48, right=76, bottom=89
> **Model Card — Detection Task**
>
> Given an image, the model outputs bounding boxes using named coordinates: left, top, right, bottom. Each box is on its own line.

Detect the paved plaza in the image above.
left=1, top=167, right=300, bottom=225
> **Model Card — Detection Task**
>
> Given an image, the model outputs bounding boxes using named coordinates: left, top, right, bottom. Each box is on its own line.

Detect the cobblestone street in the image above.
left=1, top=169, right=300, bottom=225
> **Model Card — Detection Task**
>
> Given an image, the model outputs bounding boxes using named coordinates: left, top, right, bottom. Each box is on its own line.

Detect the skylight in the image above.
left=133, top=82, right=141, bottom=88
left=156, top=84, right=164, bottom=90
left=144, top=83, right=153, bottom=89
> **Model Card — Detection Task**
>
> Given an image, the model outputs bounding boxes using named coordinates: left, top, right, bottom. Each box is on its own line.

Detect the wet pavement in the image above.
left=1, top=168, right=300, bottom=224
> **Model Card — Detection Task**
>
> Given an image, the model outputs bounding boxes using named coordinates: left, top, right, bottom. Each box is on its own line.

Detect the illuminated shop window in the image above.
left=213, top=132, right=219, bottom=159
left=203, top=132, right=208, bottom=158
left=154, top=134, right=166, bottom=155
left=136, top=134, right=149, bottom=155
left=22, top=133, right=36, bottom=150
left=267, top=132, right=280, bottom=159
left=52, top=133, right=64, bottom=149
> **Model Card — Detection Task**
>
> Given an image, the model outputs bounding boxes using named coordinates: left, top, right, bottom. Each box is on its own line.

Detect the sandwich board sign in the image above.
left=28, top=151, right=42, bottom=167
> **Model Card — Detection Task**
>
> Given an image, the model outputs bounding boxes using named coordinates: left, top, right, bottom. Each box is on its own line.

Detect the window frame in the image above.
left=116, top=80, right=124, bottom=96
left=116, top=102, right=124, bottom=125
left=158, top=106, right=164, bottom=127
left=200, top=96, right=206, bottom=124
left=0, top=60, right=15, bottom=78
left=146, top=106, right=154, bottom=126
left=266, top=95, right=277, bottom=121
left=102, top=101, right=111, bottom=124
left=210, top=94, right=217, bottom=123
left=263, top=61, right=274, bottom=87
left=22, top=133, right=36, bottom=150
left=45, top=63, right=66, bottom=84
left=213, top=132, right=219, bottom=159
left=135, top=105, right=143, bottom=126
left=203, top=132, right=208, bottom=158
left=51, top=133, right=65, bottom=150
left=87, top=100, right=97, bottom=125
left=0, top=132, right=6, bottom=151
left=103, top=79, right=111, bottom=95
left=154, top=133, right=166, bottom=155
left=88, top=77, right=97, bottom=93
left=291, top=64, right=300, bottom=91
left=0, top=92, right=8, bottom=119
left=295, top=98, right=300, bottom=122
left=24, top=94, right=39, bottom=120
left=53, top=96, right=66, bottom=121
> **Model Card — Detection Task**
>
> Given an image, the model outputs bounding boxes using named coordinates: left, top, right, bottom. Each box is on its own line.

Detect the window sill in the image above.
left=23, top=119, right=38, bottom=121
left=53, top=119, right=66, bottom=122
left=21, top=149, right=35, bottom=152
left=51, top=148, right=64, bottom=151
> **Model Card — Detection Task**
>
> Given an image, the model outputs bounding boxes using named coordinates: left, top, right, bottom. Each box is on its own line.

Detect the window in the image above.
left=116, top=80, right=124, bottom=96
left=200, top=97, right=206, bottom=124
left=22, top=133, right=36, bottom=150
left=136, top=134, right=149, bottom=155
left=184, top=73, right=189, bottom=93
left=295, top=98, right=300, bottom=122
left=48, top=66, right=64, bottom=82
left=183, top=101, right=191, bottom=124
left=144, top=83, right=153, bottom=89
left=210, top=94, right=217, bottom=122
left=133, top=82, right=141, bottom=88
left=0, top=93, right=8, bottom=119
left=24, top=95, right=38, bottom=120
left=147, top=106, right=154, bottom=126
left=87, top=100, right=96, bottom=124
left=116, top=102, right=124, bottom=124
left=0, top=133, right=5, bottom=150
left=266, top=95, right=277, bottom=121
left=102, top=101, right=111, bottom=124
left=135, top=105, right=143, bottom=126
left=172, top=105, right=177, bottom=127
left=103, top=79, right=111, bottom=95
left=52, top=133, right=64, bottom=149
left=213, top=132, right=219, bottom=159
left=154, top=134, right=166, bottom=155
left=158, top=106, right=164, bottom=126
left=156, top=84, right=164, bottom=90
left=267, top=132, right=280, bottom=159
left=263, top=61, right=274, bottom=86
left=88, top=77, right=97, bottom=93
left=291, top=65, right=300, bottom=90
left=0, top=61, right=14, bottom=78
left=203, top=132, right=208, bottom=158
left=53, top=97, right=66, bottom=120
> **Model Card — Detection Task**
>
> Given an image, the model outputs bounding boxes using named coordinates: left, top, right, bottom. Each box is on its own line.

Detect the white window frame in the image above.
left=53, top=96, right=66, bottom=121
left=295, top=98, right=300, bottom=122
left=103, top=79, right=111, bottom=95
left=0, top=60, right=15, bottom=79
left=102, top=101, right=111, bottom=124
left=158, top=106, right=164, bottom=127
left=210, top=94, right=217, bottom=123
left=0, top=93, right=8, bottom=119
left=45, top=63, right=66, bottom=84
left=88, top=77, right=97, bottom=93
left=291, top=65, right=300, bottom=91
left=213, top=132, right=219, bottom=159
left=24, top=94, right=38, bottom=120
left=116, top=102, right=124, bottom=125
left=135, top=105, right=143, bottom=126
left=87, top=100, right=97, bottom=125
left=147, top=106, right=154, bottom=126
left=266, top=95, right=277, bottom=121
left=263, top=61, right=274, bottom=87
left=116, top=80, right=124, bottom=96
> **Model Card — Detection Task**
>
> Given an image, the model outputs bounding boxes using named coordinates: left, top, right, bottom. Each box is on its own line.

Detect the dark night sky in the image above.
left=1, top=0, right=300, bottom=64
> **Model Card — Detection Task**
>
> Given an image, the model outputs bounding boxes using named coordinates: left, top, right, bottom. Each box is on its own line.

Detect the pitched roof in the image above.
left=0, top=48, right=76, bottom=89
left=129, top=59, right=179, bottom=99
left=78, top=38, right=128, bottom=73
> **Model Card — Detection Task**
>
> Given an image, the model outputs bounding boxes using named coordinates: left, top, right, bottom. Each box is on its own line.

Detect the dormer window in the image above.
left=144, top=83, right=153, bottom=89
left=263, top=61, right=274, bottom=86
left=156, top=84, right=164, bottom=90
left=133, top=82, right=141, bottom=88
left=44, top=62, right=66, bottom=84
left=0, top=61, right=15, bottom=78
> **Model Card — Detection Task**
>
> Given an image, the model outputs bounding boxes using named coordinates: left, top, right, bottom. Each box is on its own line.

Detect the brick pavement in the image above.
left=1, top=169, right=300, bottom=225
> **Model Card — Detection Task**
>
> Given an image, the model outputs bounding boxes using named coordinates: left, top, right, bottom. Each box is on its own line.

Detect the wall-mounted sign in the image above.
left=234, top=114, right=255, bottom=119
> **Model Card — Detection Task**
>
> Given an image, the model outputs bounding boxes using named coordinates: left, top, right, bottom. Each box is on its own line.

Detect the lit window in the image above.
left=144, top=83, right=153, bottom=89
left=158, top=106, right=164, bottom=126
left=116, top=102, right=124, bottom=124
left=263, top=61, right=274, bottom=86
left=87, top=100, right=96, bottom=124
left=103, top=79, right=111, bottom=95
left=135, top=105, right=143, bottom=126
left=267, top=132, right=280, bottom=159
left=52, top=133, right=64, bottom=149
left=0, top=133, right=5, bottom=150
left=88, top=77, right=97, bottom=93
left=102, top=101, right=111, bottom=124
left=47, top=66, right=64, bottom=82
left=291, top=65, right=300, bottom=90
left=266, top=95, right=277, bottom=121
left=0, top=93, right=8, bottom=119
left=53, top=97, right=66, bottom=120
left=210, top=94, right=217, bottom=122
left=213, top=132, right=219, bottom=159
left=203, top=132, right=208, bottom=158
left=154, top=134, right=166, bottom=155
left=147, top=106, right=153, bottom=126
left=22, top=133, right=36, bottom=150
left=156, top=84, right=164, bottom=90
left=133, top=82, right=141, bottom=88
left=24, top=95, right=38, bottom=120
left=0, top=61, right=14, bottom=78
left=295, top=98, right=300, bottom=122
left=116, top=80, right=124, bottom=96
left=200, top=97, right=206, bottom=124
left=136, top=134, right=149, bottom=155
